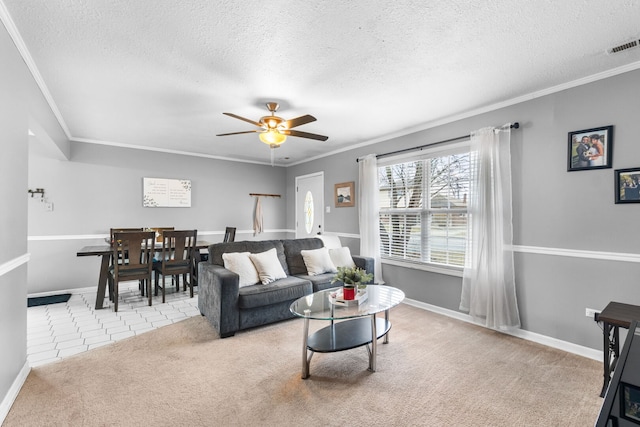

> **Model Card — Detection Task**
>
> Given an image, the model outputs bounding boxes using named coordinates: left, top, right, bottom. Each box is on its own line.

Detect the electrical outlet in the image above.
left=45, top=202, right=53, bottom=212
left=585, top=308, right=601, bottom=318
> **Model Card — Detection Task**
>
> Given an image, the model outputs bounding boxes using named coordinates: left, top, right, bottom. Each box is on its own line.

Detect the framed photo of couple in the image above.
left=567, top=125, right=613, bottom=171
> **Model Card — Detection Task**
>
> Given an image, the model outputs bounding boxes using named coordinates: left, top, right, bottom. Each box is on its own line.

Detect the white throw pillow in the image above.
left=316, top=235, right=342, bottom=249
left=222, top=252, right=260, bottom=288
left=301, top=247, right=337, bottom=276
left=329, top=247, right=356, bottom=269
left=249, top=248, right=287, bottom=285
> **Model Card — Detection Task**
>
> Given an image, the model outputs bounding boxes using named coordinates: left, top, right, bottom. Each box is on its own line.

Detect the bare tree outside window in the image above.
left=378, top=151, right=471, bottom=267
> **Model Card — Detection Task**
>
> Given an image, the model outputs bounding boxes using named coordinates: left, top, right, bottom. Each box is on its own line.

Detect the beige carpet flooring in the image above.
left=4, top=304, right=604, bottom=426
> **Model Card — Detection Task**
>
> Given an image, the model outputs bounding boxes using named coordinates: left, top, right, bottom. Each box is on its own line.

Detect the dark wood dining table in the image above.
left=77, top=241, right=212, bottom=309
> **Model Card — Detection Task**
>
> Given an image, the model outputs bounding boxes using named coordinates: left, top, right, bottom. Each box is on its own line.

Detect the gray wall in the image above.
left=287, top=68, right=640, bottom=351
left=7, top=28, right=640, bottom=420
left=28, top=142, right=288, bottom=294
left=0, top=21, right=30, bottom=418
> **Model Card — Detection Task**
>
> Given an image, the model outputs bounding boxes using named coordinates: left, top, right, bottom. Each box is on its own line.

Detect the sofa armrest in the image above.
left=197, top=263, right=240, bottom=337
left=352, top=255, right=375, bottom=284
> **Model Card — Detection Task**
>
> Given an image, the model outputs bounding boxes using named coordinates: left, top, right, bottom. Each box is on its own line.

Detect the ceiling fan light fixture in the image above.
left=259, top=129, right=287, bottom=146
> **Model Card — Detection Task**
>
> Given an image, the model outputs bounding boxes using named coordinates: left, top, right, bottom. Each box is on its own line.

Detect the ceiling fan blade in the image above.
left=223, top=112, right=263, bottom=128
left=285, top=114, right=316, bottom=129
left=216, top=130, right=261, bottom=136
left=282, top=129, right=328, bottom=141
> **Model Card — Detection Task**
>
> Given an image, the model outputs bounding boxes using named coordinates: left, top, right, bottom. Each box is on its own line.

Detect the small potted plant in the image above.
left=331, top=266, right=373, bottom=300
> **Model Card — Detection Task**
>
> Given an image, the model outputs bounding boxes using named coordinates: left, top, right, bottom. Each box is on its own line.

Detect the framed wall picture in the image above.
left=334, top=181, right=355, bottom=207
left=615, top=168, right=640, bottom=204
left=567, top=125, right=613, bottom=171
left=143, top=177, right=192, bottom=207
left=621, top=382, right=640, bottom=424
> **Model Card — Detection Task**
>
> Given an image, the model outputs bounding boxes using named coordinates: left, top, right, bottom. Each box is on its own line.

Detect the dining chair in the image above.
left=153, top=229, right=198, bottom=302
left=223, top=227, right=236, bottom=243
left=108, top=227, right=144, bottom=300
left=108, top=230, right=155, bottom=312
left=150, top=227, right=177, bottom=287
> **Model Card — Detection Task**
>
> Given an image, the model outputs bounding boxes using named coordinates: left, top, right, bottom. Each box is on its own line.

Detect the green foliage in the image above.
left=331, top=266, right=373, bottom=286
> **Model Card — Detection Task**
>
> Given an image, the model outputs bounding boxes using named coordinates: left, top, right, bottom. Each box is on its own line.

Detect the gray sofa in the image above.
left=198, top=238, right=374, bottom=337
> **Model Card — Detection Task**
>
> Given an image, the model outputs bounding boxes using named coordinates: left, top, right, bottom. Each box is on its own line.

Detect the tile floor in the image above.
left=27, top=282, right=200, bottom=367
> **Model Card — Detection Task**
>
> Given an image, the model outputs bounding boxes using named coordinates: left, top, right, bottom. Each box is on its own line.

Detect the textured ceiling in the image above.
left=3, top=1, right=640, bottom=166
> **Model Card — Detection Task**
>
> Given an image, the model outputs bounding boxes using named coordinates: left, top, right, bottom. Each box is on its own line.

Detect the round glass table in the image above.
left=290, top=285, right=405, bottom=379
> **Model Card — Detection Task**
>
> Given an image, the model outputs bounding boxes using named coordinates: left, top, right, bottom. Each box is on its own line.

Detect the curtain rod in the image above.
left=356, top=122, right=520, bottom=162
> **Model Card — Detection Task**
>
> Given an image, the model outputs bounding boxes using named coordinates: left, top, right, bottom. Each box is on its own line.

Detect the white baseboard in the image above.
left=0, top=361, right=30, bottom=425
left=403, top=298, right=602, bottom=362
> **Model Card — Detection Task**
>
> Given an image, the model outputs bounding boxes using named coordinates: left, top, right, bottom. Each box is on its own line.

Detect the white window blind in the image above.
left=378, top=144, right=471, bottom=268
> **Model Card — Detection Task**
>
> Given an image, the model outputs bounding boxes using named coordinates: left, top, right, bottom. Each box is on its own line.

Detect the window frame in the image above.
left=377, top=140, right=471, bottom=275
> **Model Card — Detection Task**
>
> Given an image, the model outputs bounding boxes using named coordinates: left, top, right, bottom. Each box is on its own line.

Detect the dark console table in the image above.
left=597, top=302, right=640, bottom=398
left=596, top=319, right=640, bottom=426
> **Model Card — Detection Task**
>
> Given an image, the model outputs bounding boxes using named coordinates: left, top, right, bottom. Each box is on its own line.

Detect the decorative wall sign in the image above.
left=334, top=181, right=355, bottom=207
left=567, top=125, right=613, bottom=171
left=143, top=177, right=191, bottom=207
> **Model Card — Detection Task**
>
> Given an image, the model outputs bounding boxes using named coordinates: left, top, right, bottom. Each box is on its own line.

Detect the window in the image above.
left=378, top=146, right=471, bottom=268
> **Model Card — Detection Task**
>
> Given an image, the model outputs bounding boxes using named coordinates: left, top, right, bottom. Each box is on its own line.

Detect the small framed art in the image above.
left=615, top=168, right=640, bottom=204
left=567, top=125, right=613, bottom=171
left=334, top=181, right=355, bottom=207
left=621, top=382, right=640, bottom=424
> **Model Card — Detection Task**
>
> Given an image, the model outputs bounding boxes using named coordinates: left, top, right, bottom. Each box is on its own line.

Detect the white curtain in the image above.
left=460, top=126, right=520, bottom=330
left=358, top=154, right=384, bottom=284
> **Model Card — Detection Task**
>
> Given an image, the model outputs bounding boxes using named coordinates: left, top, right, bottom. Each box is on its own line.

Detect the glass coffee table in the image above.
left=290, top=285, right=405, bottom=379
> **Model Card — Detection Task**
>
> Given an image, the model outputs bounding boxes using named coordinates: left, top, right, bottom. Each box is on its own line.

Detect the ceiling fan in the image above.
left=216, top=102, right=329, bottom=150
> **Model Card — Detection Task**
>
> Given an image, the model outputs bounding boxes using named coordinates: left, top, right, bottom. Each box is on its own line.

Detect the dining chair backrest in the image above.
left=158, top=229, right=198, bottom=270
left=110, top=228, right=144, bottom=265
left=111, top=231, right=155, bottom=275
left=110, top=227, right=144, bottom=245
left=223, top=227, right=236, bottom=243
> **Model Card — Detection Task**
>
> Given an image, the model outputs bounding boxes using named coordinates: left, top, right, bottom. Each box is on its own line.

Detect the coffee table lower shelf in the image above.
left=307, top=317, right=391, bottom=353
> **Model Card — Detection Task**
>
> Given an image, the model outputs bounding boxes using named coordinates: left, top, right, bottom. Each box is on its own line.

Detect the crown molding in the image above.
left=3, top=0, right=640, bottom=167
left=0, top=0, right=71, bottom=138
left=70, top=137, right=281, bottom=167
left=287, top=60, right=640, bottom=167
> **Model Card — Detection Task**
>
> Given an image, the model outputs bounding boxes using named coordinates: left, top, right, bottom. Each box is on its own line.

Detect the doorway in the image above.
left=295, top=172, right=324, bottom=238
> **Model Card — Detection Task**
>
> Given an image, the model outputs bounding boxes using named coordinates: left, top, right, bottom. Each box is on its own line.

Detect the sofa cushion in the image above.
left=294, top=272, right=338, bottom=292
left=238, top=276, right=312, bottom=309
left=316, top=235, right=342, bottom=249
left=301, top=247, right=337, bottom=276
left=283, top=238, right=324, bottom=275
left=222, top=252, right=259, bottom=287
left=209, top=240, right=289, bottom=275
left=329, top=246, right=357, bottom=269
left=249, top=248, right=288, bottom=284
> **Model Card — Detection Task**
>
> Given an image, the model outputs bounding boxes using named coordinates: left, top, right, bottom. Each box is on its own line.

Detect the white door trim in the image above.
left=295, top=172, right=324, bottom=239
